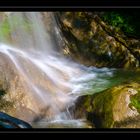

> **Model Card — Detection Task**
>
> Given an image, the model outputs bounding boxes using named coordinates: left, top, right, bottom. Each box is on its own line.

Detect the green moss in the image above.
left=84, top=82, right=140, bottom=128
left=83, top=96, right=92, bottom=112
left=0, top=20, right=11, bottom=39
left=130, top=91, right=140, bottom=113
left=88, top=88, right=116, bottom=128
left=0, top=16, right=32, bottom=41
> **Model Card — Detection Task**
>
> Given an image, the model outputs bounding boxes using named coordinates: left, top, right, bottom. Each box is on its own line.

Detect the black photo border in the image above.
left=0, top=0, right=140, bottom=135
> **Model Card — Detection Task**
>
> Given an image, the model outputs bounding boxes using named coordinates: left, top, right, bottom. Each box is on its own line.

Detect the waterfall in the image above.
left=0, top=12, right=114, bottom=127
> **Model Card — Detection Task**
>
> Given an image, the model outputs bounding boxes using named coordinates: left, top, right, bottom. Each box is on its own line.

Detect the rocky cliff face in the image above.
left=56, top=12, right=140, bottom=68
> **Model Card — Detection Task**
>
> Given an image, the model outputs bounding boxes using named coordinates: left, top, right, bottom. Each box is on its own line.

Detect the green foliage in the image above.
left=130, top=91, right=140, bottom=113
left=0, top=19, right=11, bottom=39
left=101, top=12, right=140, bottom=37
left=0, top=16, right=32, bottom=41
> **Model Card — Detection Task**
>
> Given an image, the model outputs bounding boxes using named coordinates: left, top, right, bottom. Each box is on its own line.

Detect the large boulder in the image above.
left=72, top=82, right=140, bottom=128
left=0, top=53, right=38, bottom=123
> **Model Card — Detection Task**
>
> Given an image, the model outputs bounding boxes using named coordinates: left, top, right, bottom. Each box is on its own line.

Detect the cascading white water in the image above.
left=0, top=12, right=115, bottom=127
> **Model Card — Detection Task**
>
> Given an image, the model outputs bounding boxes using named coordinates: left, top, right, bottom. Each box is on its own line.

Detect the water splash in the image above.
left=0, top=12, right=115, bottom=127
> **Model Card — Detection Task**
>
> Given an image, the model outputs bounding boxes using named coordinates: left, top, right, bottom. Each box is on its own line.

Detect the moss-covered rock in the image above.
left=73, top=82, right=140, bottom=128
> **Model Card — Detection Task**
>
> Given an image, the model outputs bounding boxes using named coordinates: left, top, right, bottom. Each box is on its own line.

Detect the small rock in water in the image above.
left=0, top=112, right=32, bottom=128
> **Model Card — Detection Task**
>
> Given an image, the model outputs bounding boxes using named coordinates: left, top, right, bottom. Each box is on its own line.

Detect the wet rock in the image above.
left=0, top=53, right=41, bottom=122
left=114, top=115, right=140, bottom=128
left=0, top=112, right=32, bottom=128
left=73, top=82, right=140, bottom=128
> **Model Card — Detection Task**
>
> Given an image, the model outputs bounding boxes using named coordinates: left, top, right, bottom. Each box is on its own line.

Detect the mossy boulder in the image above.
left=73, top=82, right=140, bottom=128
left=56, top=12, right=140, bottom=68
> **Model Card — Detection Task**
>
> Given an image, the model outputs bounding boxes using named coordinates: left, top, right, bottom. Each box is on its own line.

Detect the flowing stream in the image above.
left=0, top=12, right=139, bottom=128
